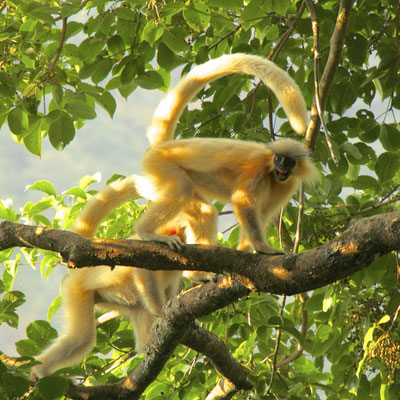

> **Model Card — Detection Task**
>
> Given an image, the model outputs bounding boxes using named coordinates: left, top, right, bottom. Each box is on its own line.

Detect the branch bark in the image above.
left=1, top=212, right=399, bottom=295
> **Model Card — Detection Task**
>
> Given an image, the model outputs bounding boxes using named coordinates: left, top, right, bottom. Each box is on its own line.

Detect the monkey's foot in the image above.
left=139, top=232, right=185, bottom=251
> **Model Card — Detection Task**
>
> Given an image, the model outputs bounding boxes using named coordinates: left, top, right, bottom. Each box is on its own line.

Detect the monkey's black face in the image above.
left=273, top=154, right=296, bottom=182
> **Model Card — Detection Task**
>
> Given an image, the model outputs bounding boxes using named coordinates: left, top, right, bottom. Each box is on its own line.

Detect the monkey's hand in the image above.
left=139, top=232, right=185, bottom=251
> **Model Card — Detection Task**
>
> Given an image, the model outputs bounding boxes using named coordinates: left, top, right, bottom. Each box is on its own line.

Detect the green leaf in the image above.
left=48, top=111, right=75, bottom=150
left=157, top=42, right=177, bottom=70
left=379, top=124, right=400, bottom=151
left=341, top=142, right=362, bottom=160
left=114, top=6, right=137, bottom=21
left=47, top=295, right=62, bottom=321
left=0, top=310, right=18, bottom=327
left=26, top=198, right=53, bottom=217
left=63, top=186, right=87, bottom=198
left=26, top=320, right=58, bottom=344
left=27, top=7, right=56, bottom=24
left=162, top=28, right=190, bottom=53
left=0, top=203, right=17, bottom=221
left=78, top=37, right=104, bottom=61
left=242, top=0, right=264, bottom=28
left=107, top=34, right=125, bottom=55
left=8, top=108, right=27, bottom=136
left=136, top=70, right=166, bottom=90
left=23, top=128, right=42, bottom=156
left=351, top=175, right=379, bottom=190
left=183, top=0, right=211, bottom=31
left=65, top=100, right=97, bottom=120
left=88, top=91, right=117, bottom=118
left=347, top=33, right=368, bottom=66
left=91, top=58, right=113, bottom=84
left=38, top=376, right=69, bottom=400
left=375, top=152, right=400, bottom=182
left=79, top=174, right=100, bottom=189
left=26, top=180, right=57, bottom=197
left=1, top=374, right=30, bottom=398
left=2, top=290, right=25, bottom=309
left=209, top=0, right=243, bottom=6
left=359, top=119, right=380, bottom=143
left=121, top=61, right=139, bottom=85
left=272, top=0, right=290, bottom=15
left=15, top=338, right=41, bottom=357
left=142, top=20, right=165, bottom=45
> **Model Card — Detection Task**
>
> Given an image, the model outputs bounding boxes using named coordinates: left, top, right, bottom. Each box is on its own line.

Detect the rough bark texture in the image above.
left=1, top=212, right=399, bottom=296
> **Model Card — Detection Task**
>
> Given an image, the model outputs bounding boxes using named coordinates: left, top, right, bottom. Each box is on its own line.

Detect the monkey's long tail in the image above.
left=147, top=53, right=308, bottom=146
left=71, top=175, right=152, bottom=238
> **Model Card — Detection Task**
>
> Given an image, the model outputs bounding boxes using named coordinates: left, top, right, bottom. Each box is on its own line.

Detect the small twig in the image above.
left=293, top=184, right=305, bottom=254
left=305, top=0, right=339, bottom=165
left=47, top=18, right=68, bottom=78
left=333, top=195, right=400, bottom=223
left=267, top=0, right=307, bottom=62
left=208, top=24, right=241, bottom=51
left=266, top=295, right=287, bottom=394
left=276, top=292, right=309, bottom=369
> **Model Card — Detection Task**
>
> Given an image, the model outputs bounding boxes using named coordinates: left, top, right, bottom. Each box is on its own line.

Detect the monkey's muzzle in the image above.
left=274, top=169, right=290, bottom=182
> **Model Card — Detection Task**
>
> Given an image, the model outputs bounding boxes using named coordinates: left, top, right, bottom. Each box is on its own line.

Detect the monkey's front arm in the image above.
left=232, top=199, right=284, bottom=255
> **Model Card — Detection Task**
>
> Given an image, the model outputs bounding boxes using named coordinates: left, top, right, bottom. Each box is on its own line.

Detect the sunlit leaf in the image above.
left=375, top=152, right=400, bottom=182
left=26, top=180, right=57, bottom=197
left=48, top=111, right=75, bottom=150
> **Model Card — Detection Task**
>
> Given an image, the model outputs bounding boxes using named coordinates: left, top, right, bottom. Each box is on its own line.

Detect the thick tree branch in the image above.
left=181, top=323, right=253, bottom=390
left=1, top=212, right=399, bottom=295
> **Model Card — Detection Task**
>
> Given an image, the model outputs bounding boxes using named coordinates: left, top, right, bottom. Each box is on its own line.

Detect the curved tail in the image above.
left=71, top=175, right=154, bottom=238
left=147, top=53, right=308, bottom=146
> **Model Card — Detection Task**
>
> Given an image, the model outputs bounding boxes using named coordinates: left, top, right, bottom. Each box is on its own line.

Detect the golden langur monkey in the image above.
left=34, top=53, right=317, bottom=377
left=135, top=53, right=319, bottom=254
left=33, top=177, right=187, bottom=378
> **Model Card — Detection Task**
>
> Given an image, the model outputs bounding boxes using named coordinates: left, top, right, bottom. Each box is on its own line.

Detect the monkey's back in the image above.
left=147, top=138, right=273, bottom=174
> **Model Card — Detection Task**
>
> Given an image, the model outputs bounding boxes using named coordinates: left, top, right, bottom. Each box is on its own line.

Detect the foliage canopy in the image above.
left=0, top=0, right=400, bottom=399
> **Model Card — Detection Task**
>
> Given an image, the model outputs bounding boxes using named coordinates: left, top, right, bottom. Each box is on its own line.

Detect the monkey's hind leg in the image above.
left=136, top=153, right=195, bottom=250
left=129, top=306, right=158, bottom=353
left=182, top=193, right=219, bottom=282
left=33, top=276, right=96, bottom=377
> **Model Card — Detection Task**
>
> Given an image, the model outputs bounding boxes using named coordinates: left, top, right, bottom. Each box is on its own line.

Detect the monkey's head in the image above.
left=268, top=138, right=318, bottom=183
left=273, top=154, right=296, bottom=182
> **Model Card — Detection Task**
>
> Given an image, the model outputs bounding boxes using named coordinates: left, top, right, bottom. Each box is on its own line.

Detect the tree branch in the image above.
left=305, top=0, right=354, bottom=150
left=2, top=212, right=399, bottom=295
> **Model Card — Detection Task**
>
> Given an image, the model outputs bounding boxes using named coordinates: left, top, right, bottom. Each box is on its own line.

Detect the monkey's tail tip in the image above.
left=290, top=117, right=308, bottom=135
